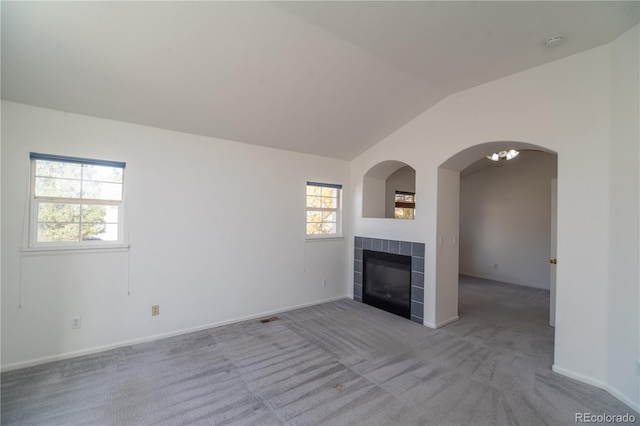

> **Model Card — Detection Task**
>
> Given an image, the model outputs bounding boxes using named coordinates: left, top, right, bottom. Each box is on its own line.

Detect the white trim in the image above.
left=0, top=295, right=348, bottom=373
left=20, top=244, right=130, bottom=255
left=552, top=364, right=640, bottom=412
left=424, top=315, right=460, bottom=329
left=605, top=386, right=640, bottom=414
left=305, top=236, right=344, bottom=242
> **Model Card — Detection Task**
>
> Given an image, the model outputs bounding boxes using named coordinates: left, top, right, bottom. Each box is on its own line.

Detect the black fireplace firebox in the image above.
left=363, top=250, right=412, bottom=319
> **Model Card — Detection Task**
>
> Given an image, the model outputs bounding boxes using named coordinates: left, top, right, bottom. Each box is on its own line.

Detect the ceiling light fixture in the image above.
left=544, top=35, right=564, bottom=48
left=487, top=149, right=519, bottom=162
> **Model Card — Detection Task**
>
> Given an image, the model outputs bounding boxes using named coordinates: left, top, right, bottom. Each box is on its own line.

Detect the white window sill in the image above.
left=305, top=235, right=344, bottom=242
left=21, top=244, right=130, bottom=255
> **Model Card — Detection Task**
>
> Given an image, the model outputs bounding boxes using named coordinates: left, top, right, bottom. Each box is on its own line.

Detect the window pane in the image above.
left=306, top=186, right=322, bottom=196
left=321, top=196, right=337, bottom=208
left=80, top=205, right=118, bottom=241
left=35, top=160, right=81, bottom=179
left=81, top=204, right=117, bottom=222
left=306, top=196, right=322, bottom=208
left=35, top=177, right=82, bottom=198
left=38, top=203, right=81, bottom=223
left=394, top=207, right=414, bottom=220
left=321, top=222, right=336, bottom=234
left=81, top=223, right=118, bottom=241
left=81, top=181, right=123, bottom=201
left=82, top=164, right=123, bottom=183
left=306, top=223, right=323, bottom=235
left=322, top=211, right=336, bottom=222
left=321, top=187, right=337, bottom=198
left=306, top=210, right=323, bottom=223
left=37, top=223, right=80, bottom=242
left=395, top=192, right=415, bottom=202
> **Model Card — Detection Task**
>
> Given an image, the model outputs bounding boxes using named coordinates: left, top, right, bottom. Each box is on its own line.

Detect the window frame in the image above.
left=29, top=153, right=127, bottom=249
left=305, top=181, right=343, bottom=239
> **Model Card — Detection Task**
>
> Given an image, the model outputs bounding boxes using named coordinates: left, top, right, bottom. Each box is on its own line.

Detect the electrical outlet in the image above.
left=151, top=305, right=160, bottom=316
left=72, top=317, right=81, bottom=329
left=322, top=279, right=328, bottom=287
left=635, top=359, right=640, bottom=376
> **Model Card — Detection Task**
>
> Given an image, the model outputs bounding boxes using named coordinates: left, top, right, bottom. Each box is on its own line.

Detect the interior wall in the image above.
left=362, top=176, right=386, bottom=218
left=1, top=101, right=350, bottom=370
left=385, top=166, right=416, bottom=218
left=459, top=152, right=557, bottom=289
left=435, top=168, right=459, bottom=327
left=607, top=24, right=640, bottom=409
left=349, top=29, right=638, bottom=408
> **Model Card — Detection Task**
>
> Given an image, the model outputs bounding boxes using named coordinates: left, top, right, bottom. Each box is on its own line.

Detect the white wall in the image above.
left=459, top=152, right=557, bottom=289
left=362, top=176, right=386, bottom=219
left=351, top=26, right=639, bottom=409
left=385, top=166, right=415, bottom=218
left=607, top=25, right=640, bottom=409
left=1, top=101, right=350, bottom=369
left=435, top=168, right=459, bottom=327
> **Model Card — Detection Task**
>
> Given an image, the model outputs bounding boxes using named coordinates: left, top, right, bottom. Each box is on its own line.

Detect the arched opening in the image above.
left=435, top=141, right=558, bottom=348
left=362, top=160, right=416, bottom=219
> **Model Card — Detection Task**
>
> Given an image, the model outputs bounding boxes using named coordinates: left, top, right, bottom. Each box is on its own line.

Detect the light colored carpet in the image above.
left=2, top=275, right=638, bottom=425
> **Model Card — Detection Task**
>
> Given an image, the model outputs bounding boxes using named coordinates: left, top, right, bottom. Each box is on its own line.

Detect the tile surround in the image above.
left=354, top=236, right=425, bottom=324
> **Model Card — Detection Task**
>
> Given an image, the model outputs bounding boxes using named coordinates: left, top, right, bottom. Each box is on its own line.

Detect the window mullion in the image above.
left=78, top=204, right=83, bottom=242
left=80, top=163, right=84, bottom=202
left=34, top=196, right=121, bottom=206
left=78, top=164, right=84, bottom=242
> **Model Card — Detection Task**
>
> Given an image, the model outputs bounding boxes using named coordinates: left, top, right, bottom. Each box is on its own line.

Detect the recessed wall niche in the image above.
left=362, top=160, right=416, bottom=219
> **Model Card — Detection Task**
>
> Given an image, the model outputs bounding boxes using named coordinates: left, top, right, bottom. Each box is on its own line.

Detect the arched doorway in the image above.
left=434, top=141, right=558, bottom=328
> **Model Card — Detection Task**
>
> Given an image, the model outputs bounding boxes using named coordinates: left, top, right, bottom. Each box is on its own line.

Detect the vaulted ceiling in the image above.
left=2, top=1, right=638, bottom=160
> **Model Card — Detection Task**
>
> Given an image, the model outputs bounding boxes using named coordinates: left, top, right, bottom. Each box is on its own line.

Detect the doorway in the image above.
left=434, top=142, right=558, bottom=331
left=458, top=150, right=557, bottom=291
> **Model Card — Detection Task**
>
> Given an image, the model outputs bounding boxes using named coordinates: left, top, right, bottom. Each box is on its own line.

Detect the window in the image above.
left=306, top=182, right=342, bottom=236
left=394, top=191, right=415, bottom=219
left=30, top=153, right=126, bottom=246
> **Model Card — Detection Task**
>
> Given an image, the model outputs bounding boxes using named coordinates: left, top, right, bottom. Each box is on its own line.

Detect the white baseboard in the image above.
left=424, top=315, right=460, bottom=329
left=1, top=295, right=348, bottom=373
left=552, top=364, right=640, bottom=413
left=552, top=364, right=608, bottom=389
